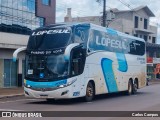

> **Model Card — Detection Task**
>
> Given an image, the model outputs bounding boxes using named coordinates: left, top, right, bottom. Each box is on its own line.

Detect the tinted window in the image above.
left=124, top=38, right=145, bottom=55
left=88, top=29, right=124, bottom=53
left=88, top=29, right=145, bottom=56
left=27, top=28, right=72, bottom=50
left=144, top=18, right=148, bottom=29
left=26, top=54, right=69, bottom=80
left=0, top=0, right=44, bottom=34
left=74, top=26, right=89, bottom=48
left=134, top=16, right=139, bottom=28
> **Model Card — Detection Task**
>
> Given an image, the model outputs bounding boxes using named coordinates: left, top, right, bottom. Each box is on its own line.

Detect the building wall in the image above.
left=0, top=0, right=56, bottom=88
left=0, top=32, right=28, bottom=49
left=0, top=32, right=28, bottom=88
left=72, top=16, right=101, bottom=26
left=115, top=12, right=133, bottom=21
left=109, top=18, right=123, bottom=32
left=36, top=0, right=56, bottom=25
left=150, top=26, right=157, bottom=43
left=0, top=0, right=46, bottom=32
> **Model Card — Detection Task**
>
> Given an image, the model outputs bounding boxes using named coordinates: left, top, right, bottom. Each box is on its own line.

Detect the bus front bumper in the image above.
left=24, top=86, right=73, bottom=99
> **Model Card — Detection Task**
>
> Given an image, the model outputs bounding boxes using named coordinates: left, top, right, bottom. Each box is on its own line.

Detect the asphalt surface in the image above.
left=0, top=84, right=160, bottom=120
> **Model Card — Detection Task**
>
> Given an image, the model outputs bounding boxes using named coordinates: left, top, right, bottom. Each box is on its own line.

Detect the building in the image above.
left=65, top=6, right=157, bottom=43
left=0, top=0, right=56, bottom=88
left=146, top=43, right=160, bottom=79
left=65, top=6, right=160, bottom=79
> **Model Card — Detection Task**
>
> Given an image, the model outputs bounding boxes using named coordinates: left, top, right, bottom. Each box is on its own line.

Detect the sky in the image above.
left=56, top=0, right=160, bottom=44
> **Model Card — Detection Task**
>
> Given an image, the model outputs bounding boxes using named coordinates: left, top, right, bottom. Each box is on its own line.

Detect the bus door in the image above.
left=70, top=46, right=86, bottom=90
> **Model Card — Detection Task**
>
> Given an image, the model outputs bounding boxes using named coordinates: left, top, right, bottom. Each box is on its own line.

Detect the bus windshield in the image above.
left=27, top=27, right=72, bottom=50
left=25, top=54, right=69, bottom=80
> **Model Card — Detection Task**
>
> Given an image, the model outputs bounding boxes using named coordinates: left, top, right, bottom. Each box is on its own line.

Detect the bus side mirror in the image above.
left=13, top=47, right=26, bottom=62
left=64, top=43, right=80, bottom=61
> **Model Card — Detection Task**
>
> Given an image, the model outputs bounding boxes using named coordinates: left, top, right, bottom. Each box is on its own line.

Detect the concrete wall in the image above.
left=72, top=16, right=101, bottom=26
left=0, top=49, right=25, bottom=74
left=115, top=12, right=133, bottom=21
left=0, top=32, right=29, bottom=49
left=0, top=32, right=28, bottom=75
left=109, top=18, right=123, bottom=31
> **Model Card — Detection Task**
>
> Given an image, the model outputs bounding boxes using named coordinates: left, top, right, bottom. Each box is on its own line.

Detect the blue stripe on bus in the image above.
left=101, top=58, right=118, bottom=93
left=116, top=53, right=128, bottom=72
left=25, top=79, right=67, bottom=88
left=101, top=53, right=128, bottom=93
left=106, top=28, right=117, bottom=35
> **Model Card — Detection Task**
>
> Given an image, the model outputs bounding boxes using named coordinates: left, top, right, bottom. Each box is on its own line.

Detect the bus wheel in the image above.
left=85, top=82, right=95, bottom=102
left=133, top=81, right=138, bottom=94
left=126, top=80, right=133, bottom=95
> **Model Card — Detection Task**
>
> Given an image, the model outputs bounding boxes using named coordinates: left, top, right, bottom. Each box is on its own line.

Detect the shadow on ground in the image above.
left=26, top=91, right=151, bottom=105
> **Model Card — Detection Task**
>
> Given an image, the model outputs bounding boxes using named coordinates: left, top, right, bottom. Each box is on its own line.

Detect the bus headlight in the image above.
left=58, top=79, right=77, bottom=88
left=67, top=79, right=77, bottom=86
left=24, top=82, right=31, bottom=88
left=59, top=85, right=66, bottom=88
left=24, top=84, right=31, bottom=88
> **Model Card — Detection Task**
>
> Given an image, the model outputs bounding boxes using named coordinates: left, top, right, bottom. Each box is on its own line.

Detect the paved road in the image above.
left=0, top=84, right=160, bottom=120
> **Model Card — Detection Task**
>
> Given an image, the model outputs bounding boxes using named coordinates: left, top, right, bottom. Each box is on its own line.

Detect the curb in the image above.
left=147, top=81, right=160, bottom=86
left=0, top=94, right=24, bottom=99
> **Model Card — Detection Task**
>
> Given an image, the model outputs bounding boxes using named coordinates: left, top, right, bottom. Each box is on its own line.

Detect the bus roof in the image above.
left=35, top=22, right=145, bottom=42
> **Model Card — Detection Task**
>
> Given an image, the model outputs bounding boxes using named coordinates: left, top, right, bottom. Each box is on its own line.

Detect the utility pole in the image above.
left=96, top=0, right=106, bottom=27
left=102, top=0, right=106, bottom=27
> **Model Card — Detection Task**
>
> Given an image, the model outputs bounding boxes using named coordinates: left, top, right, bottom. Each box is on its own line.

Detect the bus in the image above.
left=13, top=23, right=146, bottom=102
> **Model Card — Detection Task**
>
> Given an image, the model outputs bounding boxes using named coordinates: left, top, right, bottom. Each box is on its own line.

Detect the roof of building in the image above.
left=110, top=6, right=155, bottom=17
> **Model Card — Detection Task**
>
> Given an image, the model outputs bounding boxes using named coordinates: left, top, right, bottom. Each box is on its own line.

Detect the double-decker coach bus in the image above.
left=13, top=23, right=146, bottom=102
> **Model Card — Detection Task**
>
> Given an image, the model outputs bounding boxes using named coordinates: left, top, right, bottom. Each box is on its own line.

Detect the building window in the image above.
left=134, top=34, right=138, bottom=37
left=149, top=36, right=151, bottom=39
left=39, top=17, right=45, bottom=26
left=140, top=35, right=142, bottom=38
left=134, top=16, right=139, bottom=28
left=144, top=18, right=148, bottom=29
left=152, top=37, right=156, bottom=43
left=41, top=0, right=50, bottom=5
left=140, top=18, right=143, bottom=21
left=125, top=32, right=129, bottom=34
left=144, top=35, right=148, bottom=41
left=0, top=0, right=45, bottom=35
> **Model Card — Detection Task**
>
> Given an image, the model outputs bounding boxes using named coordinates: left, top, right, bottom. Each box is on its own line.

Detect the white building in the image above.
left=0, top=32, right=28, bottom=87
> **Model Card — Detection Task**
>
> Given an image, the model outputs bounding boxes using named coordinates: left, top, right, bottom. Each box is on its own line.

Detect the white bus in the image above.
left=13, top=23, right=146, bottom=102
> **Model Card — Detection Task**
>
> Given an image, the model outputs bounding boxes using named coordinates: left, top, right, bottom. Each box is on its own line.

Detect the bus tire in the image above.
left=132, top=80, right=138, bottom=94
left=85, top=82, right=95, bottom=102
left=126, top=80, right=133, bottom=95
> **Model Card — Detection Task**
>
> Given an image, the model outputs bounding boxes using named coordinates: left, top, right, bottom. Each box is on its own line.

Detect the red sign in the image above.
left=147, top=57, right=153, bottom=63
left=156, top=64, right=160, bottom=69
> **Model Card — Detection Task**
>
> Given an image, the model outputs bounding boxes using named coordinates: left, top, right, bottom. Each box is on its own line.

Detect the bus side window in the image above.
left=71, top=48, right=86, bottom=76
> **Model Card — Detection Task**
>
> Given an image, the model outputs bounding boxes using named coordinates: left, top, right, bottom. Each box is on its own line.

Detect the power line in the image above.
left=116, top=0, right=160, bottom=28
